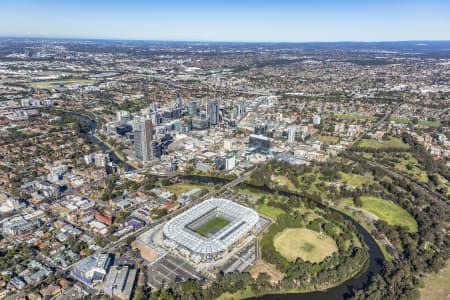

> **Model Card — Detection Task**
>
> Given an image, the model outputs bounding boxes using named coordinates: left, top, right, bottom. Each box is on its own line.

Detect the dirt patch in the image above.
left=249, top=260, right=284, bottom=284
left=132, top=240, right=160, bottom=262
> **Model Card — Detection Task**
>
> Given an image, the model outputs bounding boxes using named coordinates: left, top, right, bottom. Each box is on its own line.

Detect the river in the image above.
left=65, top=111, right=135, bottom=171
left=179, top=175, right=385, bottom=300
left=57, top=111, right=385, bottom=299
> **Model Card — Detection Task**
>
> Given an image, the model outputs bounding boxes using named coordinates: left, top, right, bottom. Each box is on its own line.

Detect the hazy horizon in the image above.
left=1, top=0, right=449, bottom=43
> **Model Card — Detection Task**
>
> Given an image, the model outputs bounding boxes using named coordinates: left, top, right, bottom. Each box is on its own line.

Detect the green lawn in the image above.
left=272, top=175, right=296, bottom=190
left=390, top=119, right=440, bottom=128
left=215, top=286, right=255, bottom=300
left=418, top=120, right=441, bottom=128
left=419, top=259, right=450, bottom=300
left=256, top=204, right=285, bottom=219
left=316, top=135, right=340, bottom=144
left=334, top=114, right=378, bottom=121
left=339, top=172, right=374, bottom=187
left=163, top=182, right=209, bottom=196
left=195, top=217, right=230, bottom=236
left=356, top=137, right=410, bottom=150
left=341, top=196, right=418, bottom=232
left=274, top=228, right=338, bottom=263
left=393, top=153, right=429, bottom=183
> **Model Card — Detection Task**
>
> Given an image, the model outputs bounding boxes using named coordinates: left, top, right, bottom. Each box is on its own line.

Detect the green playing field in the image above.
left=194, top=217, right=230, bottom=236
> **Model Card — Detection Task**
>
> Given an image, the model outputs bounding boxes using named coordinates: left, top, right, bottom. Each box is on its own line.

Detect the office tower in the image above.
left=249, top=134, right=271, bottom=152
left=150, top=140, right=161, bottom=159
left=288, top=126, right=296, bottom=143
left=116, top=110, right=130, bottom=125
left=233, top=104, right=240, bottom=119
left=176, top=93, right=183, bottom=109
left=313, top=114, right=321, bottom=125
left=150, top=112, right=159, bottom=126
left=207, top=99, right=219, bottom=127
left=254, top=124, right=268, bottom=135
left=134, top=119, right=153, bottom=161
left=188, top=100, right=198, bottom=116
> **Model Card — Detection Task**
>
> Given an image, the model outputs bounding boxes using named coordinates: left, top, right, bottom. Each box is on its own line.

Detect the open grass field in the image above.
left=215, top=286, right=255, bottom=300
left=393, top=153, right=429, bottom=183
left=355, top=136, right=410, bottom=150
left=339, top=172, right=374, bottom=187
left=256, top=204, right=285, bottom=219
left=341, top=196, right=418, bottom=232
left=316, top=135, right=340, bottom=144
left=274, top=228, right=338, bottom=263
left=390, top=118, right=412, bottom=124
left=419, top=260, right=450, bottom=300
left=418, top=120, right=441, bottom=128
left=195, top=217, right=230, bottom=236
left=29, top=79, right=97, bottom=89
left=390, top=118, right=440, bottom=127
left=272, top=175, right=296, bottom=190
left=163, top=182, right=209, bottom=196
left=334, top=114, right=378, bottom=122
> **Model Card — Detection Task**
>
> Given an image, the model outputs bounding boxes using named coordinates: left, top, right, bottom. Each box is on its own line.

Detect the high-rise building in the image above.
left=233, top=101, right=246, bottom=119
left=288, top=126, right=296, bottom=143
left=176, top=93, right=183, bottom=109
left=249, top=134, right=271, bottom=152
left=116, top=111, right=130, bottom=125
left=225, top=155, right=236, bottom=171
left=313, top=114, right=321, bottom=125
left=188, top=100, right=198, bottom=116
left=134, top=119, right=153, bottom=161
left=207, top=99, right=219, bottom=127
left=254, top=124, right=268, bottom=135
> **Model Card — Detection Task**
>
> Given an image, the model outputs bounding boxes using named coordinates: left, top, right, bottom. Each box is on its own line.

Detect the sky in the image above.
left=0, top=0, right=449, bottom=42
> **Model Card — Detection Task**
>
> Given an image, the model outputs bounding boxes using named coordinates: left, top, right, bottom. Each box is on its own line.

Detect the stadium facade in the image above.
left=163, top=198, right=259, bottom=263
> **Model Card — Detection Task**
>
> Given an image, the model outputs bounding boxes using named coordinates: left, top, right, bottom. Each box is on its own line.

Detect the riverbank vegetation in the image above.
left=143, top=144, right=449, bottom=300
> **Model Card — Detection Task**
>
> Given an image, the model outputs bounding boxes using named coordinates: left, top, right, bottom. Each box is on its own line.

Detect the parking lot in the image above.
left=222, top=242, right=257, bottom=274
left=146, top=254, right=204, bottom=288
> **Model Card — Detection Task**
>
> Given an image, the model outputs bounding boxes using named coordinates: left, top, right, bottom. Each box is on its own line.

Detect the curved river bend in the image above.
left=180, top=175, right=385, bottom=300
left=65, top=112, right=385, bottom=300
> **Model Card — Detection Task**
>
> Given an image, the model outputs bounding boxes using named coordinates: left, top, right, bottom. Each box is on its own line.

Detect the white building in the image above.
left=225, top=156, right=236, bottom=171
left=313, top=114, right=321, bottom=125
left=287, top=126, right=296, bottom=144
left=71, top=254, right=111, bottom=285
left=223, top=139, right=233, bottom=151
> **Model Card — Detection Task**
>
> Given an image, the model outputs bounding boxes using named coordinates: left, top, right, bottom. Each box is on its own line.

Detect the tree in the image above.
left=353, top=196, right=363, bottom=207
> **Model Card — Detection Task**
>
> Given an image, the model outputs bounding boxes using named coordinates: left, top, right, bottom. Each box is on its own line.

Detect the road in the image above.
left=363, top=159, right=449, bottom=206
left=349, top=102, right=403, bottom=147
left=64, top=150, right=283, bottom=274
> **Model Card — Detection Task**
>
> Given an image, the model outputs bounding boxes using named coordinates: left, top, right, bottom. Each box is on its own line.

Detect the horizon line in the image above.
left=1, top=35, right=450, bottom=45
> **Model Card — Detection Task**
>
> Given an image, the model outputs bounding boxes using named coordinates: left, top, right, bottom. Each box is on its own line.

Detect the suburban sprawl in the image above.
left=0, top=39, right=449, bottom=300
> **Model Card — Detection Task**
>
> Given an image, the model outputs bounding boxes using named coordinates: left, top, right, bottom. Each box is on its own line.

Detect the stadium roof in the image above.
left=163, top=198, right=259, bottom=255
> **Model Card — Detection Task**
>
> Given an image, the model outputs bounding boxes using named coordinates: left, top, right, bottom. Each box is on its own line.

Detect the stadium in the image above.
left=163, top=198, right=260, bottom=263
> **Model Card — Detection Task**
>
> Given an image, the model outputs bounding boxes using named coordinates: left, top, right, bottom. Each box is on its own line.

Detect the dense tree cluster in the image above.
left=259, top=210, right=368, bottom=291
